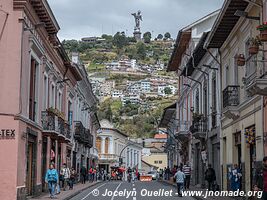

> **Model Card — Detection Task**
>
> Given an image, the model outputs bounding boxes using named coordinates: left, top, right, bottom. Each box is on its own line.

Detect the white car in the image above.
left=147, top=171, right=158, bottom=180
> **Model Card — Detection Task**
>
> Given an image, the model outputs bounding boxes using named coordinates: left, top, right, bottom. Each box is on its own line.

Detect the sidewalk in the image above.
left=28, top=181, right=100, bottom=200
left=160, top=179, right=235, bottom=200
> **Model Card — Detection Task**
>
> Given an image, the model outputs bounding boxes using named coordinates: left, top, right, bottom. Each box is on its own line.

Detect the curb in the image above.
left=63, top=181, right=101, bottom=200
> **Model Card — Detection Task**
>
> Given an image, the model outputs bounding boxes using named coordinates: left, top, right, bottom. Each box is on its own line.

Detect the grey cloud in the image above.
left=47, top=0, right=223, bottom=40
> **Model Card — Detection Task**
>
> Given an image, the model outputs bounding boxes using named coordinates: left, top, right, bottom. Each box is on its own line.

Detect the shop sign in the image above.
left=0, top=129, right=15, bottom=139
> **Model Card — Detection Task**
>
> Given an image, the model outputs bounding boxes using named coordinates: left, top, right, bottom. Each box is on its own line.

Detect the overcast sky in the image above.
left=47, top=0, right=223, bottom=41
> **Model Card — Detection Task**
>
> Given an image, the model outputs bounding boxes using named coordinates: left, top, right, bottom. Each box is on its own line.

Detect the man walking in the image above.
left=175, top=167, right=185, bottom=197
left=60, top=163, right=70, bottom=191
left=205, top=164, right=216, bottom=191
left=183, top=162, right=191, bottom=190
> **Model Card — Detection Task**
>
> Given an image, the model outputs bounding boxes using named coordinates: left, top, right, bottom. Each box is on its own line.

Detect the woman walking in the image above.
left=45, top=163, right=59, bottom=199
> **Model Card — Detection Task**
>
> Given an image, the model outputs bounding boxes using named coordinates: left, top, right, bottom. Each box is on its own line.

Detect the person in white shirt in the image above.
left=175, top=167, right=186, bottom=197
left=60, top=163, right=70, bottom=191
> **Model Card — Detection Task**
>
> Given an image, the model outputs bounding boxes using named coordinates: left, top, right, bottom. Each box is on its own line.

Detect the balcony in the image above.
left=42, top=111, right=64, bottom=134
left=98, top=154, right=118, bottom=161
left=84, top=128, right=93, bottom=148
left=190, top=116, right=207, bottom=140
left=222, top=86, right=240, bottom=119
left=74, top=121, right=85, bottom=142
left=175, top=121, right=190, bottom=141
left=244, top=60, right=267, bottom=96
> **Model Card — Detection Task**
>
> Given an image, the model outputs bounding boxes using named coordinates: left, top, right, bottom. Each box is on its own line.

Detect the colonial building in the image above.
left=205, top=0, right=265, bottom=192
left=164, top=10, right=220, bottom=187
left=96, top=120, right=142, bottom=172
left=0, top=1, right=98, bottom=199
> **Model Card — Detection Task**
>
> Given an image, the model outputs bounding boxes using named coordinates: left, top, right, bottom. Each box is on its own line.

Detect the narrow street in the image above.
left=70, top=181, right=195, bottom=200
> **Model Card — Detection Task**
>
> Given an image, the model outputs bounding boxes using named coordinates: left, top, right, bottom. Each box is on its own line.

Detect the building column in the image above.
left=55, top=140, right=58, bottom=170
left=101, top=136, right=106, bottom=154
left=109, top=137, right=113, bottom=154
left=46, top=137, right=51, bottom=169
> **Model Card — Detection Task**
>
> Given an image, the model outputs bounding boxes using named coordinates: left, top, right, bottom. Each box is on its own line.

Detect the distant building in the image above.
left=96, top=120, right=142, bottom=172
left=112, top=90, right=123, bottom=99
left=142, top=147, right=167, bottom=170
left=121, top=93, right=140, bottom=106
left=81, top=36, right=106, bottom=43
left=141, top=80, right=151, bottom=93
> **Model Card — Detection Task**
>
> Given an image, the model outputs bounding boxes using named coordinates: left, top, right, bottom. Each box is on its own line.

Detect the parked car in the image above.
left=147, top=171, right=158, bottom=180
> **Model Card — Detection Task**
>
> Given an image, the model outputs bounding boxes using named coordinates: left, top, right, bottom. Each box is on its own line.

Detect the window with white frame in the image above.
left=50, top=83, right=56, bottom=108
left=57, top=91, right=62, bottom=112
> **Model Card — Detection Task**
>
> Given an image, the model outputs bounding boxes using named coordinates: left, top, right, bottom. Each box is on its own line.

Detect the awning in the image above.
left=158, top=103, right=177, bottom=128
left=205, top=0, right=249, bottom=48
left=181, top=32, right=209, bottom=76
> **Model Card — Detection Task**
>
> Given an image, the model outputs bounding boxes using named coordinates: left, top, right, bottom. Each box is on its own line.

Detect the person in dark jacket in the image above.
left=205, top=164, right=216, bottom=191
left=80, top=166, right=87, bottom=184
left=255, top=156, right=267, bottom=200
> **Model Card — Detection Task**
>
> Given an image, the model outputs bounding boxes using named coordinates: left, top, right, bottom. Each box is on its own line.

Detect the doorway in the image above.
left=26, top=135, right=37, bottom=196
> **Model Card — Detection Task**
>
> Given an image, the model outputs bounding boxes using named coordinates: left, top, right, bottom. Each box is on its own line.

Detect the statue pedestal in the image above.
left=133, top=31, right=141, bottom=41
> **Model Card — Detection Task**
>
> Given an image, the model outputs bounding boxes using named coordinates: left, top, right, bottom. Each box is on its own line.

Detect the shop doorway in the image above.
left=26, top=135, right=37, bottom=196
left=41, top=137, right=47, bottom=192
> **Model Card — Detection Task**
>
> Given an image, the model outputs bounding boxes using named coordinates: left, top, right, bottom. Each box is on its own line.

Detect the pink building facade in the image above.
left=0, top=1, right=99, bottom=199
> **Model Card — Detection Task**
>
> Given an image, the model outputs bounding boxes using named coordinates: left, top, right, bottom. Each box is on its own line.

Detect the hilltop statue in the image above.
left=132, top=10, right=142, bottom=31
left=131, top=10, right=142, bottom=41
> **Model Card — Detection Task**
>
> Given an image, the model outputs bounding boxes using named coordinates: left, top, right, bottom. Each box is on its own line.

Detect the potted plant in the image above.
left=236, top=54, right=246, bottom=66
left=248, top=37, right=261, bottom=55
left=257, top=22, right=267, bottom=41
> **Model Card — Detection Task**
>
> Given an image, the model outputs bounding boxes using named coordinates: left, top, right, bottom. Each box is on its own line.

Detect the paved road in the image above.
left=70, top=180, right=195, bottom=200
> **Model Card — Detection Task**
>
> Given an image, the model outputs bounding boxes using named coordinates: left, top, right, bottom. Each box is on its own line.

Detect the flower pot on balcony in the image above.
left=248, top=45, right=259, bottom=55
left=236, top=54, right=245, bottom=66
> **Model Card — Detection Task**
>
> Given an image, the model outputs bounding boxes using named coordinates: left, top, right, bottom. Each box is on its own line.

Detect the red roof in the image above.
left=154, top=134, right=167, bottom=139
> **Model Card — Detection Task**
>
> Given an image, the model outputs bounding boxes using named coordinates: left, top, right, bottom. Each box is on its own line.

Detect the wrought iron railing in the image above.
left=65, top=122, right=71, bottom=139
left=223, top=85, right=240, bottom=108
left=41, top=111, right=56, bottom=131
left=190, top=116, right=207, bottom=133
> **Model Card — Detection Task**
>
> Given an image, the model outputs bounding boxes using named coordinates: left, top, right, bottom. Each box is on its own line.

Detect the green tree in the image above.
left=157, top=34, right=163, bottom=40
left=164, top=87, right=172, bottom=95
left=113, top=32, right=128, bottom=48
left=164, top=32, right=171, bottom=40
left=143, top=32, right=152, bottom=43
left=136, top=42, right=146, bottom=60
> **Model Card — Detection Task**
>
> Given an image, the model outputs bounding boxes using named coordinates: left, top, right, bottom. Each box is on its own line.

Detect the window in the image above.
left=203, top=80, right=208, bottom=117
left=195, top=88, right=199, bottom=114
left=212, top=75, right=217, bottom=128
left=50, top=84, right=55, bottom=108
left=57, top=92, right=62, bottom=111
left=43, top=75, right=48, bottom=110
left=154, top=161, right=159, bottom=164
left=29, top=57, right=39, bottom=122
left=158, top=161, right=162, bottom=164
left=225, top=65, right=230, bottom=88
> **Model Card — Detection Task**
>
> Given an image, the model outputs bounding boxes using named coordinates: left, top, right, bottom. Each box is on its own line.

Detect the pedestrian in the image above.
left=183, top=162, right=191, bottom=190
left=166, top=166, right=171, bottom=180
left=80, top=165, right=87, bottom=184
left=93, top=168, right=97, bottom=181
left=69, top=167, right=76, bottom=190
left=229, top=164, right=242, bottom=191
left=175, top=167, right=185, bottom=197
left=89, top=167, right=93, bottom=182
left=205, top=164, right=216, bottom=191
left=60, top=163, right=70, bottom=191
left=45, top=163, right=59, bottom=199
left=255, top=156, right=267, bottom=200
